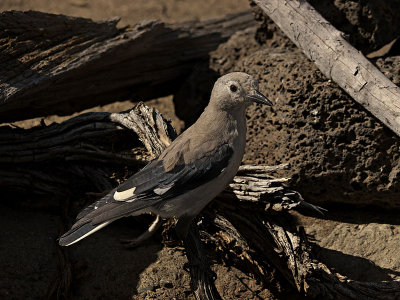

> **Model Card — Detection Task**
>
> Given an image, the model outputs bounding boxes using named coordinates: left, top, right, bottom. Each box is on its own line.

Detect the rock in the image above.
left=210, top=30, right=400, bottom=208
left=137, top=284, right=155, bottom=293
left=172, top=272, right=178, bottom=280
left=249, top=0, right=400, bottom=53
left=159, top=279, right=173, bottom=288
left=296, top=210, right=400, bottom=281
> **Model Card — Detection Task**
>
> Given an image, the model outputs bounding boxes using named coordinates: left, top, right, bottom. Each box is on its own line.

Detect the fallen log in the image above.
left=0, top=10, right=255, bottom=123
left=120, top=105, right=400, bottom=299
left=0, top=102, right=175, bottom=195
left=203, top=209, right=400, bottom=299
left=254, top=0, right=400, bottom=137
left=4, top=102, right=400, bottom=299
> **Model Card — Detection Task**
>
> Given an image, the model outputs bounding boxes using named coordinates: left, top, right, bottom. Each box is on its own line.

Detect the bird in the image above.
left=59, top=72, right=272, bottom=247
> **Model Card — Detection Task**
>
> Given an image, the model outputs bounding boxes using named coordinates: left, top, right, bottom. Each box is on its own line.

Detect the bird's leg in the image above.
left=120, top=215, right=163, bottom=248
left=175, top=215, right=195, bottom=240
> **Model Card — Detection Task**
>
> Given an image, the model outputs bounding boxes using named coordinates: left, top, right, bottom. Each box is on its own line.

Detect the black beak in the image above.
left=246, top=90, right=273, bottom=106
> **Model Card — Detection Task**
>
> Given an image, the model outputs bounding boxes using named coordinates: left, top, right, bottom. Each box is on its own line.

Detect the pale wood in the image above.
left=254, top=0, right=400, bottom=137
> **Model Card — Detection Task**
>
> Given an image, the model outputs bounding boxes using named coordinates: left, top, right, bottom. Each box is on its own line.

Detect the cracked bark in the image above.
left=0, top=10, right=255, bottom=123
left=2, top=6, right=400, bottom=298
left=2, top=103, right=400, bottom=299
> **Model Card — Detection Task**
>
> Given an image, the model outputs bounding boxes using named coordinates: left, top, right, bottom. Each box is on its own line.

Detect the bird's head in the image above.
left=210, top=72, right=272, bottom=110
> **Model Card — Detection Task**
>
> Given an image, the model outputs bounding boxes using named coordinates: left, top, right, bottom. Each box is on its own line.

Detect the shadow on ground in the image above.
left=0, top=203, right=162, bottom=299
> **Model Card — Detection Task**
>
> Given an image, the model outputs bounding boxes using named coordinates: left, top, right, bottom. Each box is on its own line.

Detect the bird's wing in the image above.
left=59, top=142, right=233, bottom=246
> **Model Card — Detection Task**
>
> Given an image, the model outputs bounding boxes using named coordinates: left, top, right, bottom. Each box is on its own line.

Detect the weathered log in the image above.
left=4, top=102, right=400, bottom=299
left=0, top=10, right=255, bottom=123
left=204, top=209, right=400, bottom=299
left=0, top=102, right=177, bottom=195
left=254, top=0, right=400, bottom=137
left=123, top=107, right=400, bottom=299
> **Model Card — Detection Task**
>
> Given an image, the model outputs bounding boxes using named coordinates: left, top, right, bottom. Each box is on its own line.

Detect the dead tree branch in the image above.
left=3, top=101, right=400, bottom=298
left=0, top=10, right=255, bottom=123
left=254, top=0, right=400, bottom=137
left=0, top=102, right=176, bottom=195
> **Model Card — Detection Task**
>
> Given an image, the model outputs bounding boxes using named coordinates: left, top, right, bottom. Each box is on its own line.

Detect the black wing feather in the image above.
left=118, top=143, right=233, bottom=201
left=90, top=143, right=234, bottom=224
left=59, top=143, right=233, bottom=245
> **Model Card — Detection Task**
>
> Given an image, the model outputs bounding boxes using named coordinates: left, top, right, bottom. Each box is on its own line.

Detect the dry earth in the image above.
left=0, top=1, right=273, bottom=300
left=1, top=0, right=400, bottom=299
left=206, top=0, right=400, bottom=291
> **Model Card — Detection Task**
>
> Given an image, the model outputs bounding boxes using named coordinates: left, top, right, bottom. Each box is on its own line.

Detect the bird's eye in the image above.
left=230, top=84, right=238, bottom=92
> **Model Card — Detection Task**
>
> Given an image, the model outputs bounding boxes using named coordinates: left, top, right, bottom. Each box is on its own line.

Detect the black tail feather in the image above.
left=58, top=221, right=110, bottom=246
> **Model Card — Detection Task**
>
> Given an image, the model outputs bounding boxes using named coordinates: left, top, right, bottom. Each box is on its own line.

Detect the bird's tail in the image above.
left=58, top=221, right=111, bottom=247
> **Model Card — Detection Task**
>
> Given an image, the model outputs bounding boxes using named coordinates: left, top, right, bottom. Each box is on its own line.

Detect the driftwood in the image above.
left=254, top=0, right=400, bottom=137
left=120, top=105, right=400, bottom=299
left=0, top=102, right=176, bottom=195
left=0, top=10, right=255, bottom=123
left=1, top=6, right=398, bottom=299
left=3, top=102, right=400, bottom=298
left=127, top=106, right=400, bottom=299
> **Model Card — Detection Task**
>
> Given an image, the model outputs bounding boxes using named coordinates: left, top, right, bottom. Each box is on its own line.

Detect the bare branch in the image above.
left=254, top=0, right=400, bottom=137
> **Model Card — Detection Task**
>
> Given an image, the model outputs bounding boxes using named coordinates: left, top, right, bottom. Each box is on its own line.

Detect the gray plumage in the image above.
left=59, top=72, right=272, bottom=246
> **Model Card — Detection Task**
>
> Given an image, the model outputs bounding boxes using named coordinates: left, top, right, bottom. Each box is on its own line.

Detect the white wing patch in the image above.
left=114, top=187, right=136, bottom=201
left=153, top=185, right=173, bottom=195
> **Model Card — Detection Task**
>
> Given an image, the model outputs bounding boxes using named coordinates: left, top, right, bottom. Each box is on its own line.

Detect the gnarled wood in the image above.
left=0, top=10, right=255, bottom=123
left=0, top=102, right=176, bottom=195
left=3, top=102, right=399, bottom=299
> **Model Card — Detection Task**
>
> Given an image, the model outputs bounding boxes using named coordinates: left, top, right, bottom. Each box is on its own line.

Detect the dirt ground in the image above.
left=2, top=0, right=400, bottom=299
left=207, top=0, right=400, bottom=293
left=1, top=1, right=268, bottom=300
left=0, top=0, right=248, bottom=26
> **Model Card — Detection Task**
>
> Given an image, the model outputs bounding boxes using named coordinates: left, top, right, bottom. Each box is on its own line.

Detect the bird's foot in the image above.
left=120, top=215, right=163, bottom=248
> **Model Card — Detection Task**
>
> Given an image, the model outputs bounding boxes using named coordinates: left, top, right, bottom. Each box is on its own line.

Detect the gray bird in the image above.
left=59, top=72, right=272, bottom=247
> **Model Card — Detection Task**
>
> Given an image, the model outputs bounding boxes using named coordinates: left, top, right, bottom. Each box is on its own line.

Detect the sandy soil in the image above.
left=0, top=0, right=248, bottom=26
left=2, top=0, right=400, bottom=299
left=0, top=1, right=270, bottom=300
left=206, top=0, right=400, bottom=288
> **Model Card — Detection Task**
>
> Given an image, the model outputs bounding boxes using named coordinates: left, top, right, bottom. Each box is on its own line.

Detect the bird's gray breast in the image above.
left=152, top=111, right=247, bottom=218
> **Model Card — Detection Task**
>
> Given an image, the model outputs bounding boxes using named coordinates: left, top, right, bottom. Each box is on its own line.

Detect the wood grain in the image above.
left=254, top=0, right=400, bottom=137
left=0, top=10, right=255, bottom=122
